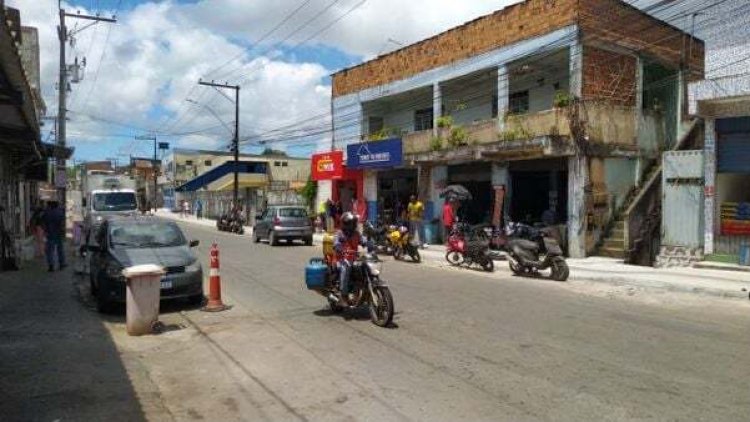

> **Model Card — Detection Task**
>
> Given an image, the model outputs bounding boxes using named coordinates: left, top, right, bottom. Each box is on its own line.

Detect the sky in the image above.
left=7, top=0, right=744, bottom=164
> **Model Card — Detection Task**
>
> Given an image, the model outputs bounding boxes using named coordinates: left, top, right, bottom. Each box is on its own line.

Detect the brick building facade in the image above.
left=322, top=0, right=704, bottom=258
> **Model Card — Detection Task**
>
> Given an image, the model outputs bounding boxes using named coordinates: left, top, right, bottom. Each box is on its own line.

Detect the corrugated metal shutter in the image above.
left=718, top=133, right=750, bottom=173
left=662, top=151, right=704, bottom=248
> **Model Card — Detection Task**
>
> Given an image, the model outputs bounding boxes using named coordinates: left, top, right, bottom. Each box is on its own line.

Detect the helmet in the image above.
left=341, top=211, right=358, bottom=235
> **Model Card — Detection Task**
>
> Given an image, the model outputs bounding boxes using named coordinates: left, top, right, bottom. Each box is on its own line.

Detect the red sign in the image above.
left=311, top=151, right=343, bottom=181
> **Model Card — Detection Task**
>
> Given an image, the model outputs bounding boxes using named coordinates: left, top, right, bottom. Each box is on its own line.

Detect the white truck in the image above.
left=81, top=170, right=138, bottom=245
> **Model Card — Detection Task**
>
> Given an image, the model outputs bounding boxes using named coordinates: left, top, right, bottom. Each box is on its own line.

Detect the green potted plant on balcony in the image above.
left=553, top=91, right=572, bottom=108
left=447, top=126, right=469, bottom=147
left=436, top=115, right=453, bottom=129
left=430, top=135, right=444, bottom=151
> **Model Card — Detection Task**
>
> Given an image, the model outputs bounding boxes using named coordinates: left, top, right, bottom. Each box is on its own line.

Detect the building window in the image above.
left=274, top=161, right=281, bottom=167
left=492, top=95, right=498, bottom=118
left=509, top=91, right=529, bottom=114
left=414, top=108, right=434, bottom=131
left=185, top=160, right=193, bottom=166
left=282, top=162, right=288, bottom=167
left=204, top=160, right=212, bottom=166
left=368, top=116, right=384, bottom=135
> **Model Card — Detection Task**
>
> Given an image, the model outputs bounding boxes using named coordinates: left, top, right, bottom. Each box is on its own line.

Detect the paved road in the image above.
left=178, top=222, right=750, bottom=422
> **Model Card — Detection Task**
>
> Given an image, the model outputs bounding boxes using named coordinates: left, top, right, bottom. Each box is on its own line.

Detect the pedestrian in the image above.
left=334, top=200, right=343, bottom=229
left=42, top=201, right=65, bottom=272
left=325, top=198, right=335, bottom=233
left=184, top=200, right=191, bottom=219
left=442, top=198, right=455, bottom=244
left=407, top=194, right=425, bottom=247
left=29, top=202, right=45, bottom=258
left=196, top=199, right=203, bottom=220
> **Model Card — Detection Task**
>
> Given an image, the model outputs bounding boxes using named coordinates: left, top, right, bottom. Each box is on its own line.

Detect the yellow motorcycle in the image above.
left=389, top=225, right=421, bottom=263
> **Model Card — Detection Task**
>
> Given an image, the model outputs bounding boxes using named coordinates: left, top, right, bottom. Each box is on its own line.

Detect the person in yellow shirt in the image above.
left=407, top=194, right=425, bottom=247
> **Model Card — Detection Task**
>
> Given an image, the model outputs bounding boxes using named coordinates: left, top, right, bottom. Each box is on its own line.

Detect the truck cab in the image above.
left=82, top=172, right=138, bottom=246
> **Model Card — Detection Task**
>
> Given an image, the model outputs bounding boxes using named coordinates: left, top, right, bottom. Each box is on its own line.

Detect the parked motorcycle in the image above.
left=505, top=222, right=569, bottom=281
left=305, top=254, right=395, bottom=327
left=363, top=221, right=394, bottom=255
left=389, top=224, right=421, bottom=263
left=216, top=211, right=245, bottom=234
left=445, top=225, right=495, bottom=272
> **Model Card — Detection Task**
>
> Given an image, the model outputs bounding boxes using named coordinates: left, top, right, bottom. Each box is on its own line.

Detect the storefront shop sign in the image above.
left=346, top=139, right=403, bottom=169
left=311, top=151, right=344, bottom=181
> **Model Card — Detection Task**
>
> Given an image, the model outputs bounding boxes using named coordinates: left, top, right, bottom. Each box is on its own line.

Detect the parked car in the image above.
left=88, top=217, right=203, bottom=313
left=254, top=205, right=313, bottom=246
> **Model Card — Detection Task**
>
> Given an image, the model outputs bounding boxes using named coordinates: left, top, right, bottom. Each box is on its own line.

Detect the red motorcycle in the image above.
left=444, top=224, right=496, bottom=272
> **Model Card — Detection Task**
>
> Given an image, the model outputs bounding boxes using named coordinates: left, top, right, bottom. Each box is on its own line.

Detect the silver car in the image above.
left=253, top=206, right=313, bottom=246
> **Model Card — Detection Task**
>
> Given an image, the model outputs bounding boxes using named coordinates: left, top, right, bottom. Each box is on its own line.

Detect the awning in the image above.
left=176, top=161, right=268, bottom=192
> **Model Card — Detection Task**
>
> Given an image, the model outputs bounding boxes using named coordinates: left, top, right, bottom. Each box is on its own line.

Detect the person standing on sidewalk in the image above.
left=407, top=194, right=425, bottom=247
left=29, top=202, right=46, bottom=258
left=42, top=201, right=65, bottom=272
left=195, top=199, right=203, bottom=220
left=442, top=198, right=455, bottom=244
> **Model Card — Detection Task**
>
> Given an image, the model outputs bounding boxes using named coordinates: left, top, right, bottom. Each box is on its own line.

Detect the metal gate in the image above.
left=662, top=151, right=704, bottom=248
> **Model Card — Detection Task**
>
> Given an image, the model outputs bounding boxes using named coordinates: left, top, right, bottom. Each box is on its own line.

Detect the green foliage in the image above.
left=436, top=115, right=453, bottom=129
left=447, top=126, right=469, bottom=147
left=262, top=148, right=287, bottom=156
left=368, top=126, right=403, bottom=141
left=298, top=179, right=317, bottom=210
left=430, top=136, right=444, bottom=151
left=553, top=91, right=572, bottom=108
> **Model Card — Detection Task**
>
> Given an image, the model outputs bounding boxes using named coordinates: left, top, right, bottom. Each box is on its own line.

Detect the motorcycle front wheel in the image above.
left=481, top=257, right=495, bottom=272
left=550, top=257, right=569, bottom=281
left=445, top=250, right=465, bottom=266
left=409, top=249, right=421, bottom=263
left=509, top=258, right=526, bottom=276
left=369, top=285, right=394, bottom=327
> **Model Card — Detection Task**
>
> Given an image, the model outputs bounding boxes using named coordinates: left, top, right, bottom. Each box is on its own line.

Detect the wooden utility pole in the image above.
left=135, top=135, right=158, bottom=209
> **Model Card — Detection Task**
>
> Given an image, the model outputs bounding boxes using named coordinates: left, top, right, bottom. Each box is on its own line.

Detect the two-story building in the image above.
left=322, top=0, right=703, bottom=258
left=162, top=148, right=310, bottom=221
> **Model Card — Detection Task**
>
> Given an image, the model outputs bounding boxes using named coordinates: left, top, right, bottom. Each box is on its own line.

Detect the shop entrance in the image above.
left=448, top=163, right=492, bottom=225
left=714, top=117, right=750, bottom=259
left=509, top=159, right=568, bottom=225
left=377, top=169, right=417, bottom=224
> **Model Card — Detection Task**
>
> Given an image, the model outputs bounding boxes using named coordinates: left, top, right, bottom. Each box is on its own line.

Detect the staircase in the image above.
left=596, top=119, right=702, bottom=264
left=599, top=219, right=626, bottom=258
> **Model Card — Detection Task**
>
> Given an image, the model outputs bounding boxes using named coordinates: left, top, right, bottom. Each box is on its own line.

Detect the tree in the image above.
left=261, top=148, right=287, bottom=156
left=298, top=179, right=317, bottom=210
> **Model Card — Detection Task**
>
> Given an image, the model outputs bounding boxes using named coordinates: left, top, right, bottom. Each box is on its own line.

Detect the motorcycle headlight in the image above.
left=366, top=260, right=383, bottom=276
left=185, top=260, right=202, bottom=273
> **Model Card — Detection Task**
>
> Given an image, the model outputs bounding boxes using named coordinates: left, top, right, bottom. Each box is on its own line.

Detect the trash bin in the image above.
left=122, top=264, right=165, bottom=336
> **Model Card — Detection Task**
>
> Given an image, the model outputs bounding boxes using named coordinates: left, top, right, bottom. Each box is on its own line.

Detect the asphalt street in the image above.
left=177, top=221, right=750, bottom=422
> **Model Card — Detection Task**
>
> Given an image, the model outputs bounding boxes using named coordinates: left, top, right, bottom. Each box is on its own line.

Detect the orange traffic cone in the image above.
left=203, top=242, right=227, bottom=312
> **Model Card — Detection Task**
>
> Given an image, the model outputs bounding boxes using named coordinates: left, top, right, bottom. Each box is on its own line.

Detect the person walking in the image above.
left=42, top=201, right=65, bottom=272
left=407, top=194, right=425, bottom=247
left=195, top=199, right=203, bottom=220
left=184, top=200, right=191, bottom=219
left=325, top=198, right=335, bottom=233
left=442, top=198, right=455, bottom=244
left=29, top=202, right=45, bottom=258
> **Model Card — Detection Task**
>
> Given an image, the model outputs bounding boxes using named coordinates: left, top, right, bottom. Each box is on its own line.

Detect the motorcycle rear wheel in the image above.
left=410, top=249, right=421, bottom=263
left=328, top=297, right=344, bottom=313
left=445, top=251, right=465, bottom=266
left=369, top=285, right=394, bottom=327
left=550, top=257, right=569, bottom=281
left=509, top=259, right=526, bottom=276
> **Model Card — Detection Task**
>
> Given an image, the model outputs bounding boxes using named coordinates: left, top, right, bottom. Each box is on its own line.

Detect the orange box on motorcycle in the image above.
left=305, top=258, right=328, bottom=290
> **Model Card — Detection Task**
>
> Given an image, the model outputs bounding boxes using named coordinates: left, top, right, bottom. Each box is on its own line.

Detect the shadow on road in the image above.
left=0, top=255, right=148, bottom=421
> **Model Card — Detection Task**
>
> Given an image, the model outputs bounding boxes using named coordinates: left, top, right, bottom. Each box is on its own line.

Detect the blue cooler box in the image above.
left=305, top=258, right=328, bottom=290
left=739, top=243, right=750, bottom=266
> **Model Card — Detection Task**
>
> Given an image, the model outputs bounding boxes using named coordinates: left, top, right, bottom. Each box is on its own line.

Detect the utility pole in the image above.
left=57, top=7, right=116, bottom=203
left=198, top=80, right=240, bottom=204
left=135, top=135, right=158, bottom=210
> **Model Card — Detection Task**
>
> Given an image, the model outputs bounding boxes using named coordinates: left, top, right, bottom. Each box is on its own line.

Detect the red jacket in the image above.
left=442, top=203, right=455, bottom=227
left=334, top=231, right=364, bottom=262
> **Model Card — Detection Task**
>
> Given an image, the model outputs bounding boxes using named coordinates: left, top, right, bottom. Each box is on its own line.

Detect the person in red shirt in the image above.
left=334, top=212, right=369, bottom=306
left=442, top=199, right=455, bottom=243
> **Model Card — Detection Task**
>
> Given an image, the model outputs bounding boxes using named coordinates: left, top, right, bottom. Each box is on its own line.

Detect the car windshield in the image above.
left=279, top=208, right=307, bottom=218
left=110, top=222, right=186, bottom=248
left=93, top=192, right=137, bottom=212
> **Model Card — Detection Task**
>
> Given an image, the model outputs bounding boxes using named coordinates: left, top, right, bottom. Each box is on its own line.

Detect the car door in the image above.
left=264, top=207, right=276, bottom=237
left=257, top=208, right=269, bottom=238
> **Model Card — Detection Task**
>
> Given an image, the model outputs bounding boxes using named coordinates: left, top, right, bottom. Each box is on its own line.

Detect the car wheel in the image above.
left=96, top=285, right=115, bottom=314
left=269, top=231, right=279, bottom=246
left=305, top=236, right=313, bottom=246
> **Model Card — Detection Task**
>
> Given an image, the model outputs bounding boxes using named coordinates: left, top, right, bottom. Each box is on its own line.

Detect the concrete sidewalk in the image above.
left=159, top=210, right=750, bottom=301
left=0, top=252, right=166, bottom=421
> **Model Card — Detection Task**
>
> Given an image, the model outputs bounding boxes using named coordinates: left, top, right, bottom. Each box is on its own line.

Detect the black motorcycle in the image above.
left=505, top=222, right=569, bottom=281
left=306, top=254, right=394, bottom=327
left=216, top=211, right=245, bottom=234
left=363, top=220, right=393, bottom=255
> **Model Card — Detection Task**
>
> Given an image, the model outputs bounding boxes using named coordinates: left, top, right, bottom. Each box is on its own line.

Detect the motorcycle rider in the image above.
left=334, top=212, right=370, bottom=306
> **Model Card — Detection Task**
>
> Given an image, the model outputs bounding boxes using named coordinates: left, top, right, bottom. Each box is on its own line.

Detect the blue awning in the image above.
left=176, top=161, right=268, bottom=192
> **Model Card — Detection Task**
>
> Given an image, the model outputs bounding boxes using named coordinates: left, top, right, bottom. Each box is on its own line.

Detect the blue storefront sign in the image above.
left=346, top=138, right=403, bottom=169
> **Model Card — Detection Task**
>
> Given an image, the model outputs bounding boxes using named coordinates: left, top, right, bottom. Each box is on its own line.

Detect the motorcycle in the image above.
left=389, top=224, right=421, bottom=263
left=505, top=222, right=569, bottom=281
left=445, top=225, right=495, bottom=272
left=363, top=220, right=394, bottom=255
left=305, top=254, right=395, bottom=327
left=216, top=211, right=245, bottom=234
